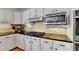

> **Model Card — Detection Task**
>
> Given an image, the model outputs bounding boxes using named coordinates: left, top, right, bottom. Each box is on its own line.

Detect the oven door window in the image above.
left=58, top=15, right=65, bottom=22
left=76, top=19, right=79, bottom=35
left=46, top=16, right=59, bottom=23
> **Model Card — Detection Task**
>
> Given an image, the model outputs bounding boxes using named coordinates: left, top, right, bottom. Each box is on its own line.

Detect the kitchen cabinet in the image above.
left=5, top=10, right=14, bottom=24
left=25, top=36, right=41, bottom=51
left=29, top=9, right=36, bottom=18
left=44, top=8, right=57, bottom=16
left=41, top=38, right=53, bottom=51
left=25, top=36, right=31, bottom=51
left=31, top=37, right=40, bottom=51
left=4, top=34, right=16, bottom=50
left=0, top=36, right=8, bottom=51
left=56, top=8, right=69, bottom=13
left=0, top=34, right=15, bottom=51
left=36, top=8, right=44, bottom=17
left=16, top=34, right=25, bottom=50
left=0, top=9, right=5, bottom=23
left=22, top=10, right=30, bottom=24
left=53, top=41, right=74, bottom=51
left=44, top=8, right=68, bottom=16
left=14, top=11, right=22, bottom=24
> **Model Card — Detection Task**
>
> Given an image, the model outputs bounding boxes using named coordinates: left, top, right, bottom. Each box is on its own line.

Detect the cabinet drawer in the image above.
left=54, top=41, right=73, bottom=51
left=41, top=38, right=53, bottom=51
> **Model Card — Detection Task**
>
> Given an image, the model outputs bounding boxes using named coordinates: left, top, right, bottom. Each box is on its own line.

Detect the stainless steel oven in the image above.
left=43, top=12, right=67, bottom=25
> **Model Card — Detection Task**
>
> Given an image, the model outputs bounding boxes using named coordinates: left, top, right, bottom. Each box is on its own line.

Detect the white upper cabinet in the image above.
left=56, top=8, right=69, bottom=12
left=5, top=10, right=14, bottom=24
left=36, top=8, right=44, bottom=17
left=29, top=9, right=36, bottom=18
left=14, top=11, right=22, bottom=24
left=44, top=8, right=57, bottom=16
left=0, top=9, right=2, bottom=20
left=0, top=9, right=5, bottom=23
left=22, top=10, right=30, bottom=24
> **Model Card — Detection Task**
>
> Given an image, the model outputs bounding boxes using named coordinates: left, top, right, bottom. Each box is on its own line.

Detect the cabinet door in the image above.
left=56, top=8, right=68, bottom=12
left=0, top=35, right=15, bottom=51
left=4, top=35, right=15, bottom=50
left=29, top=9, right=36, bottom=18
left=44, top=8, right=56, bottom=16
left=0, top=9, right=2, bottom=20
left=0, top=9, right=5, bottom=23
left=54, top=41, right=74, bottom=51
left=14, top=12, right=22, bottom=24
left=25, top=36, right=31, bottom=51
left=41, top=39, right=53, bottom=51
left=0, top=37, right=8, bottom=51
left=22, top=10, right=29, bottom=24
left=31, top=37, right=40, bottom=51
left=16, top=34, right=25, bottom=50
left=5, top=10, right=14, bottom=24
left=36, top=8, right=44, bottom=17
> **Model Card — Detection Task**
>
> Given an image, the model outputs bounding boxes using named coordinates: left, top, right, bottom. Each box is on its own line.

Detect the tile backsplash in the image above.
left=24, top=22, right=67, bottom=35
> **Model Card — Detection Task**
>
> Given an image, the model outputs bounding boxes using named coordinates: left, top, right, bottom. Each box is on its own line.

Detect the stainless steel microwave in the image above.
left=43, top=12, right=67, bottom=25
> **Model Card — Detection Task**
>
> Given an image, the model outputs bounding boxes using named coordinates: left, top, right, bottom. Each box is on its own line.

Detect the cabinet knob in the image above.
left=55, top=48, right=58, bottom=51
left=23, top=39, right=24, bottom=41
left=50, top=47, right=53, bottom=49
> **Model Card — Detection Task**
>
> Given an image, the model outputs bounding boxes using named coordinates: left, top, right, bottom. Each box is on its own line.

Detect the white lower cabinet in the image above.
left=0, top=34, right=15, bottom=51
left=0, top=36, right=9, bottom=51
left=31, top=37, right=40, bottom=51
left=41, top=39, right=53, bottom=51
left=6, top=34, right=16, bottom=50
left=25, top=36, right=31, bottom=51
left=25, top=36, right=41, bottom=51
left=16, top=34, right=25, bottom=50
left=0, top=34, right=74, bottom=51
left=53, top=41, right=74, bottom=51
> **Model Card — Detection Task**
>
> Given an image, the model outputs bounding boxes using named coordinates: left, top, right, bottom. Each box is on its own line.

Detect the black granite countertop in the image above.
left=0, top=32, right=73, bottom=43
left=21, top=33, right=73, bottom=43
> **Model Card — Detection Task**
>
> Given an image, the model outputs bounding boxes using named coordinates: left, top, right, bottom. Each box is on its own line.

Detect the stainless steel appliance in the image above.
left=43, top=12, right=67, bottom=25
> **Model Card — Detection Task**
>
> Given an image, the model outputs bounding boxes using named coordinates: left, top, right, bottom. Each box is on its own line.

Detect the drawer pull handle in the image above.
left=34, top=39, right=37, bottom=40
left=6, top=36, right=9, bottom=38
left=45, top=41, right=48, bottom=43
left=31, top=42, right=33, bottom=44
left=59, top=44, right=65, bottom=47
left=0, top=42, right=2, bottom=43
